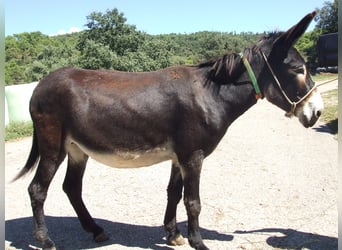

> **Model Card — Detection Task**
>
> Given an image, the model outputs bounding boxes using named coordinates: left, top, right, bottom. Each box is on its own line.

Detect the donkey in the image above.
left=14, top=11, right=323, bottom=250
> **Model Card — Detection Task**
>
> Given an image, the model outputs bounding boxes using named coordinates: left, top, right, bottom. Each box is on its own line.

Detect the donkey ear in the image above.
left=273, top=11, right=317, bottom=58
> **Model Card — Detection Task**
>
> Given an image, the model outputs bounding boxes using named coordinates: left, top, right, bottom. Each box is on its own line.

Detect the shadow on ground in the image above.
left=234, top=228, right=337, bottom=250
left=6, top=216, right=233, bottom=250
left=313, top=121, right=338, bottom=135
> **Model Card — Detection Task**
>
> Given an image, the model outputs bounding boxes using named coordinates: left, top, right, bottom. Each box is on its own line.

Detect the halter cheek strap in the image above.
left=239, top=52, right=263, bottom=100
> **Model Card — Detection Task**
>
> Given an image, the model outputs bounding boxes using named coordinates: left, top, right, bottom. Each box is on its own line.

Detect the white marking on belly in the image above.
left=65, top=137, right=177, bottom=168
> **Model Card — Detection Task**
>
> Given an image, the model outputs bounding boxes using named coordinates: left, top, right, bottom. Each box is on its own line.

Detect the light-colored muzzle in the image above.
left=295, top=88, right=324, bottom=128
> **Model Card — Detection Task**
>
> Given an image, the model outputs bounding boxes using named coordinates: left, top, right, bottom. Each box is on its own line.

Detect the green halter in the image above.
left=239, top=52, right=262, bottom=100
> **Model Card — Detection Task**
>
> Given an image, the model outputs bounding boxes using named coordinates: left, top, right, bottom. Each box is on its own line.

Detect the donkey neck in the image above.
left=218, top=79, right=259, bottom=124
left=196, top=51, right=263, bottom=125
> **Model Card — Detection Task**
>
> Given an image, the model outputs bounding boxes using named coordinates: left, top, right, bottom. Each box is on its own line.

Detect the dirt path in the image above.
left=5, top=83, right=338, bottom=250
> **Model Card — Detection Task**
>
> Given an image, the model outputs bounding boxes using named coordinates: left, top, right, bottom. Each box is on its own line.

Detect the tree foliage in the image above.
left=78, top=39, right=117, bottom=69
left=77, top=9, right=144, bottom=56
left=5, top=32, right=50, bottom=84
left=6, top=3, right=336, bottom=85
left=314, top=0, right=338, bottom=34
left=5, top=32, right=80, bottom=84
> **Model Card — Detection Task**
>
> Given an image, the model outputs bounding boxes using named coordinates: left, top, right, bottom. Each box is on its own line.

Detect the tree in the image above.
left=295, top=30, right=321, bottom=62
left=5, top=32, right=52, bottom=84
left=77, top=8, right=176, bottom=71
left=78, top=8, right=145, bottom=57
left=27, top=44, right=79, bottom=81
left=78, top=39, right=117, bottom=69
left=140, top=39, right=171, bottom=69
left=5, top=61, right=25, bottom=85
left=314, top=0, right=338, bottom=34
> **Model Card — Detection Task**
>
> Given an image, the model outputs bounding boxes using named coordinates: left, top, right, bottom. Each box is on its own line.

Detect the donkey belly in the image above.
left=88, top=146, right=176, bottom=168
left=65, top=137, right=177, bottom=168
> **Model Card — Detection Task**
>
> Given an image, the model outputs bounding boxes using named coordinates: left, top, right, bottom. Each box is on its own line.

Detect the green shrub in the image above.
left=5, top=122, right=33, bottom=141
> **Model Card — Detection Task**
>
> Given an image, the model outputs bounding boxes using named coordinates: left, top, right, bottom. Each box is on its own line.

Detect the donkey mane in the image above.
left=198, top=53, right=245, bottom=85
left=198, top=31, right=285, bottom=86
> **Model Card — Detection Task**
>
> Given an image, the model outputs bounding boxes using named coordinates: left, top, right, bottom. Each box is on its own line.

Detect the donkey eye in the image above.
left=294, top=67, right=304, bottom=74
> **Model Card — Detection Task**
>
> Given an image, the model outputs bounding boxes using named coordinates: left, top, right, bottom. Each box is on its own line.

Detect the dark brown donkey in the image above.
left=14, top=12, right=323, bottom=250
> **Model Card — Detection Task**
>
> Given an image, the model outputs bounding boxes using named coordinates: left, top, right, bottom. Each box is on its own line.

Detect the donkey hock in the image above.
left=14, top=11, right=322, bottom=250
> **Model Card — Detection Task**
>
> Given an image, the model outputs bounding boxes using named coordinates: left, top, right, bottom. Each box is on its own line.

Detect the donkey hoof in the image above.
left=94, top=231, right=109, bottom=242
left=168, top=233, right=185, bottom=246
left=41, top=240, right=56, bottom=250
left=34, top=232, right=56, bottom=250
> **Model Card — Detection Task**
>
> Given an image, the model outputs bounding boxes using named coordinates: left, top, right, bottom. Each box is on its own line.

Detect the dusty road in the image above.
left=5, top=84, right=338, bottom=250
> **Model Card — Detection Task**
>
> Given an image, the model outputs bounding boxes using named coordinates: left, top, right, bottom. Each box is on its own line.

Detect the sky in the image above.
left=5, top=0, right=329, bottom=37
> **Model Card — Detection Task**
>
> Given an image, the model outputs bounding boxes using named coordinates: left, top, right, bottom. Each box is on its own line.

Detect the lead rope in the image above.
left=315, top=78, right=338, bottom=87
left=260, top=51, right=318, bottom=117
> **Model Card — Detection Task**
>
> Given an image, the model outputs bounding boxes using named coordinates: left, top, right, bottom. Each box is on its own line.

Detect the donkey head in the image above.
left=261, top=11, right=324, bottom=128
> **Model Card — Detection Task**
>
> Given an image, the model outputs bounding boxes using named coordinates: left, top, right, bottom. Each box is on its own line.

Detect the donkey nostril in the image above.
left=316, top=110, right=322, bottom=118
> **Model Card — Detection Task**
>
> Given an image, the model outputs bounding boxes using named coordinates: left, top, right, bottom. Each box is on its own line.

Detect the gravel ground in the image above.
left=5, top=82, right=338, bottom=250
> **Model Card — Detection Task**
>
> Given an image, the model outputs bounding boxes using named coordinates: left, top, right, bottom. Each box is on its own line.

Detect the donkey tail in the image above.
left=12, top=127, right=40, bottom=182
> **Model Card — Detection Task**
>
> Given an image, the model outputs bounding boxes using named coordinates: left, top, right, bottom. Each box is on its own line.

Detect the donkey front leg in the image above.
left=181, top=151, right=209, bottom=250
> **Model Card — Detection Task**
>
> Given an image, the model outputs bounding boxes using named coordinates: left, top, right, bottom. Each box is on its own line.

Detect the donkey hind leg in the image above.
left=28, top=144, right=66, bottom=249
left=182, top=151, right=209, bottom=250
left=163, top=162, right=185, bottom=246
left=62, top=144, right=109, bottom=242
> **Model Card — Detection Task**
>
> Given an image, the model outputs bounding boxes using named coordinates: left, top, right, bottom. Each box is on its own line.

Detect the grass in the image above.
left=5, top=121, right=33, bottom=141
left=312, top=72, right=338, bottom=135
left=312, top=72, right=338, bottom=82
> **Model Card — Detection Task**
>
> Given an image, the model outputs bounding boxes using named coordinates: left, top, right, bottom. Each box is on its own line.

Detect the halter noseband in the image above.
left=240, top=51, right=317, bottom=117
